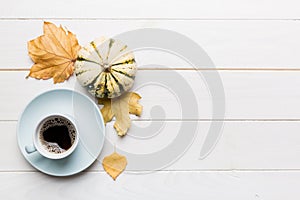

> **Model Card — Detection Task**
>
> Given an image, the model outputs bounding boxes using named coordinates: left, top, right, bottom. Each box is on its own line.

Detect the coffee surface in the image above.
left=39, top=116, right=76, bottom=154
left=42, top=125, right=72, bottom=150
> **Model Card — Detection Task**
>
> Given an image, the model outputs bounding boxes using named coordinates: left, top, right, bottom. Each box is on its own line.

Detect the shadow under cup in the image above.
left=26, top=114, right=79, bottom=159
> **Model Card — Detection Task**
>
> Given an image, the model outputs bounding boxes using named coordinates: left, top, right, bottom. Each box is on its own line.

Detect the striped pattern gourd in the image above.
left=75, top=37, right=137, bottom=98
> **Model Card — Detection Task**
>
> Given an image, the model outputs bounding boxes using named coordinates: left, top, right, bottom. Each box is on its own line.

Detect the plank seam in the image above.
left=2, top=169, right=300, bottom=173
left=3, top=68, right=300, bottom=71
left=4, top=119, right=300, bottom=122
left=0, top=18, right=300, bottom=21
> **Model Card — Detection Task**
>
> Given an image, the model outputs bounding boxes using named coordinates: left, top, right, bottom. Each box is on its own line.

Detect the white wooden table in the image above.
left=1, top=0, right=300, bottom=199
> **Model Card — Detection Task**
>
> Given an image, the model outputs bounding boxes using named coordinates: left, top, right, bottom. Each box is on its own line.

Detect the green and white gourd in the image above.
left=75, top=37, right=137, bottom=98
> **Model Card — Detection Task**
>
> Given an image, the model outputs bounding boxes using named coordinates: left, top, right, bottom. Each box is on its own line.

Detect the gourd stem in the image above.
left=103, top=63, right=111, bottom=72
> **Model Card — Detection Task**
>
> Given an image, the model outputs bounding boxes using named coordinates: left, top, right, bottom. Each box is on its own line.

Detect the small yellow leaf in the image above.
left=27, top=21, right=81, bottom=83
left=98, top=92, right=143, bottom=136
left=102, top=152, right=127, bottom=180
left=111, top=93, right=132, bottom=136
left=128, top=92, right=142, bottom=116
left=98, top=98, right=114, bottom=124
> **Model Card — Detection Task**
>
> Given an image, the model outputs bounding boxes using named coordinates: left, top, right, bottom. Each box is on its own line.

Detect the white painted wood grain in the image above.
left=1, top=20, right=300, bottom=69
left=3, top=121, right=300, bottom=171
left=0, top=171, right=299, bottom=200
left=1, top=0, right=299, bottom=198
left=2, top=71, right=300, bottom=120
left=1, top=0, right=300, bottom=19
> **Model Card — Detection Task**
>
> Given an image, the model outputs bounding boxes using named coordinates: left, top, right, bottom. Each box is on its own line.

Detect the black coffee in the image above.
left=42, top=125, right=72, bottom=150
left=39, top=116, right=76, bottom=154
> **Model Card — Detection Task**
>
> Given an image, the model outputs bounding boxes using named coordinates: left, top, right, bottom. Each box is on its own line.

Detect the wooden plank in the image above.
left=3, top=121, right=300, bottom=171
left=1, top=20, right=300, bottom=69
left=1, top=0, right=300, bottom=19
left=0, top=171, right=300, bottom=199
left=1, top=71, right=300, bottom=120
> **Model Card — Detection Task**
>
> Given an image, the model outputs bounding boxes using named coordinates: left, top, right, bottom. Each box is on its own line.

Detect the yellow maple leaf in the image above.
left=27, top=21, right=81, bottom=83
left=102, top=151, right=127, bottom=181
left=98, top=92, right=142, bottom=136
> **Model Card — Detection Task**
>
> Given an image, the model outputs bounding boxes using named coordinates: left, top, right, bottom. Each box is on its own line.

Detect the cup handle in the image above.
left=25, top=145, right=37, bottom=154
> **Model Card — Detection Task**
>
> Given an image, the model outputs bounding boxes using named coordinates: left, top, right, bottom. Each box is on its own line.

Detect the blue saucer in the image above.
left=17, top=89, right=105, bottom=176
